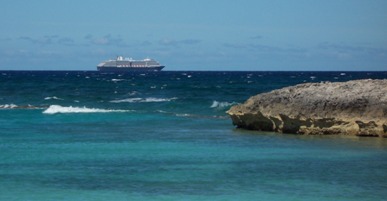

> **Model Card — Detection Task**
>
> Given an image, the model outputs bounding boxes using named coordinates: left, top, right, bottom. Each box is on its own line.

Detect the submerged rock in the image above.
left=227, top=79, right=387, bottom=137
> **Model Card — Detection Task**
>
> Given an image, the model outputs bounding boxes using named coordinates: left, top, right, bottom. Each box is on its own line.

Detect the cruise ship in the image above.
left=97, top=56, right=165, bottom=72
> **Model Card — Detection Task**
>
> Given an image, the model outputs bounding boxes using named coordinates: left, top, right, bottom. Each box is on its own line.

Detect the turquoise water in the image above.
left=1, top=71, right=387, bottom=200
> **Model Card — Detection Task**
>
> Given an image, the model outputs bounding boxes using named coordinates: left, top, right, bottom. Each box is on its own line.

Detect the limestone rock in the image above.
left=227, top=79, right=387, bottom=137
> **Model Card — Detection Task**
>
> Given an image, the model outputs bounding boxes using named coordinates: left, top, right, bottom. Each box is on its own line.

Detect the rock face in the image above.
left=227, top=79, right=387, bottom=137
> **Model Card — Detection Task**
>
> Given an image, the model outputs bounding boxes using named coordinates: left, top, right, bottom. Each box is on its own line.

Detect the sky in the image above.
left=1, top=0, right=387, bottom=71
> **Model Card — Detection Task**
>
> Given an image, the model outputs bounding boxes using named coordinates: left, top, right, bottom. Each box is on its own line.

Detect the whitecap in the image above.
left=110, top=97, right=178, bottom=103
left=112, top=79, right=124, bottom=82
left=156, top=110, right=169, bottom=114
left=44, top=96, right=63, bottom=100
left=43, top=105, right=130, bottom=114
left=210, top=101, right=237, bottom=109
left=0, top=104, right=18, bottom=109
left=0, top=104, right=42, bottom=109
left=111, top=98, right=142, bottom=103
left=175, top=113, right=192, bottom=117
left=127, top=91, right=139, bottom=96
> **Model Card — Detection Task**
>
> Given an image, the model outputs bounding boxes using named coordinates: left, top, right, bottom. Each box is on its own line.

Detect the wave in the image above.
left=44, top=96, right=63, bottom=100
left=0, top=104, right=18, bottom=109
left=43, top=105, right=131, bottom=114
left=111, top=79, right=125, bottom=82
left=0, top=104, right=42, bottom=109
left=210, top=101, right=237, bottom=109
left=110, top=97, right=178, bottom=103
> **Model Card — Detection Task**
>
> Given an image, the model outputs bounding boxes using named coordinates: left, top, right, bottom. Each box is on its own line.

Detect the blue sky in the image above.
left=1, top=0, right=386, bottom=71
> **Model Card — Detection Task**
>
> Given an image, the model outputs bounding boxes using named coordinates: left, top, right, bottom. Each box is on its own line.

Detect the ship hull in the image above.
left=97, top=66, right=165, bottom=72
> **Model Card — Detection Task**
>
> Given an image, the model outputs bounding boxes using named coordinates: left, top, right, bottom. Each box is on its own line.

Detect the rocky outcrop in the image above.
left=227, top=79, right=387, bottom=137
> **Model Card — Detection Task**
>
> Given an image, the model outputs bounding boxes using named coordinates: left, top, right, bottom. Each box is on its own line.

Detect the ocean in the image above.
left=1, top=71, right=386, bottom=201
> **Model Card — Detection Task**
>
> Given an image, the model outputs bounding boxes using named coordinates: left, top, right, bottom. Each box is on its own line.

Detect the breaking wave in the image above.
left=110, top=97, right=178, bottom=103
left=111, top=79, right=125, bottom=82
left=43, top=105, right=130, bottom=114
left=44, top=96, right=64, bottom=100
left=0, top=104, right=18, bottom=109
left=0, top=104, right=42, bottom=109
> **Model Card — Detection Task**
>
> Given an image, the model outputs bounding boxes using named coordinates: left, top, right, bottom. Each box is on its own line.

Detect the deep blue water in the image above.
left=1, top=71, right=387, bottom=201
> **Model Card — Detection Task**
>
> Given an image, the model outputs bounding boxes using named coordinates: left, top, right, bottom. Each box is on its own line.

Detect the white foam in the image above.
left=0, top=104, right=42, bottom=109
left=110, top=97, right=177, bottom=103
left=44, top=96, right=63, bottom=100
left=128, top=91, right=139, bottom=96
left=156, top=110, right=169, bottom=114
left=175, top=113, right=192, bottom=117
left=43, top=105, right=129, bottom=114
left=210, top=101, right=236, bottom=109
left=0, top=104, right=18, bottom=109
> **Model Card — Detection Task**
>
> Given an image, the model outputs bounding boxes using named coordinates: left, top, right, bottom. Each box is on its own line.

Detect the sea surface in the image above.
left=1, top=71, right=387, bottom=201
